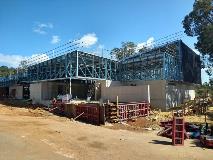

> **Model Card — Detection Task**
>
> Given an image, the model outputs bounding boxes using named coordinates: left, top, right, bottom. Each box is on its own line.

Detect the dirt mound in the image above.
left=0, top=103, right=51, bottom=118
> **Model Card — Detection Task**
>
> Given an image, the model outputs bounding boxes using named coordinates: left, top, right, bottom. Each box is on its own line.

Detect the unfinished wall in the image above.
left=30, top=81, right=63, bottom=104
left=30, top=83, right=42, bottom=104
left=101, top=80, right=150, bottom=103
left=100, top=80, right=196, bottom=111
left=30, top=80, right=90, bottom=105
left=41, top=82, right=57, bottom=100
left=9, top=85, right=23, bottom=99
left=125, top=80, right=167, bottom=109
left=107, top=80, right=167, bottom=110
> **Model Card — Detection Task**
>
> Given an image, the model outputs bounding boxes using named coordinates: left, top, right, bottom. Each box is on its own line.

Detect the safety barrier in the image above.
left=118, top=101, right=150, bottom=121
left=76, top=103, right=100, bottom=125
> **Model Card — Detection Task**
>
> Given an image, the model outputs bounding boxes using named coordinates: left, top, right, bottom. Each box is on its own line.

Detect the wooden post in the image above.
left=116, top=96, right=120, bottom=123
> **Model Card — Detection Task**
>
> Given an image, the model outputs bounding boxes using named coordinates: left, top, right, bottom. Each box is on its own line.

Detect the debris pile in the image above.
left=169, top=98, right=212, bottom=116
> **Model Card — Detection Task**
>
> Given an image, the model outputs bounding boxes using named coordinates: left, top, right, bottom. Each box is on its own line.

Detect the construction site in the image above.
left=0, top=36, right=213, bottom=160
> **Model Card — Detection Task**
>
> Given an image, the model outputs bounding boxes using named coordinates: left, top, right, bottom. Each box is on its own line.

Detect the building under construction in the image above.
left=0, top=39, right=201, bottom=110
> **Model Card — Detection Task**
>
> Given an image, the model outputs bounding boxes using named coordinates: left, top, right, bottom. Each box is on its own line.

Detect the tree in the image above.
left=18, top=60, right=28, bottom=73
left=111, top=42, right=136, bottom=60
left=196, top=81, right=213, bottom=99
left=0, top=66, right=16, bottom=77
left=182, top=0, right=213, bottom=76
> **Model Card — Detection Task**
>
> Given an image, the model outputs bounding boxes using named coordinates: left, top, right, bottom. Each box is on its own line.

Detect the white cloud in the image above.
left=0, top=53, right=26, bottom=67
left=33, top=22, right=53, bottom=35
left=78, top=33, right=98, bottom=48
left=136, top=42, right=146, bottom=51
left=136, top=37, right=155, bottom=52
left=51, top=35, right=61, bottom=44
left=146, top=37, right=154, bottom=47
left=0, top=52, right=51, bottom=68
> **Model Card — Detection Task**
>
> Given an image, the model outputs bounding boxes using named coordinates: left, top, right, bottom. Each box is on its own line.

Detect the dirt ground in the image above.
left=0, top=102, right=212, bottom=160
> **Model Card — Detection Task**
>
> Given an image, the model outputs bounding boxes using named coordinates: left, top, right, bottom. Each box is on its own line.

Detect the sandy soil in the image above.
left=0, top=103, right=212, bottom=160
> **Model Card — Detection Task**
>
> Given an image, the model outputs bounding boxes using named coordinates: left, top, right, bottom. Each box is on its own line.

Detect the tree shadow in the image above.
left=189, top=139, right=202, bottom=147
left=0, top=99, right=45, bottom=109
left=149, top=140, right=172, bottom=145
left=0, top=99, right=66, bottom=117
left=207, top=111, right=213, bottom=121
left=190, top=138, right=213, bottom=149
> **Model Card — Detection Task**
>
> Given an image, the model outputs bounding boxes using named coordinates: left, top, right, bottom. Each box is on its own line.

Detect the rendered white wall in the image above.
left=101, top=80, right=150, bottom=103
left=105, top=80, right=167, bottom=109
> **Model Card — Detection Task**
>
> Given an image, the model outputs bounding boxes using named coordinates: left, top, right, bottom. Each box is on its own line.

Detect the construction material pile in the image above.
left=169, top=98, right=212, bottom=116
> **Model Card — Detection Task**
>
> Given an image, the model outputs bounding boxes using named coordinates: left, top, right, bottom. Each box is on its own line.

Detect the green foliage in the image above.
left=111, top=42, right=136, bottom=60
left=18, top=60, right=28, bottom=73
left=0, top=61, right=28, bottom=78
left=0, top=66, right=17, bottom=77
left=196, top=81, right=213, bottom=98
left=182, top=0, right=213, bottom=76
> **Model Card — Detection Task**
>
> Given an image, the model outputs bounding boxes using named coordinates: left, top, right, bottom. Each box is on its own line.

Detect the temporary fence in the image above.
left=105, top=101, right=150, bottom=122
left=74, top=101, right=150, bottom=125
left=118, top=101, right=150, bottom=121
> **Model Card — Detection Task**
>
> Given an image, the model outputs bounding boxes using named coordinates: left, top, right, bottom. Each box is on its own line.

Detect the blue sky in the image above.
left=0, top=0, right=209, bottom=82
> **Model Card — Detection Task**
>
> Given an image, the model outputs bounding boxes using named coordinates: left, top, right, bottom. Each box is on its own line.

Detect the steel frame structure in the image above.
left=0, top=51, right=117, bottom=87
left=0, top=40, right=201, bottom=87
left=118, top=40, right=183, bottom=81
